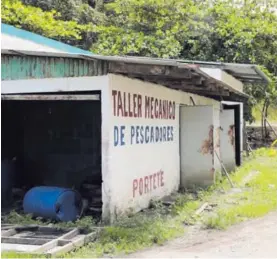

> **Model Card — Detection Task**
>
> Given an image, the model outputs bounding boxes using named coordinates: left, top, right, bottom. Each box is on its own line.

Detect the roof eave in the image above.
left=1, top=50, right=248, bottom=102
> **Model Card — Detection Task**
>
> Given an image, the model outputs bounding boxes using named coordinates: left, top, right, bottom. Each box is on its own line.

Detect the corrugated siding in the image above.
left=1, top=55, right=108, bottom=80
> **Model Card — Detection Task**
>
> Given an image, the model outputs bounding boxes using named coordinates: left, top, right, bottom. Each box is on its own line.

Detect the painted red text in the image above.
left=112, top=90, right=175, bottom=120
left=133, top=170, right=165, bottom=198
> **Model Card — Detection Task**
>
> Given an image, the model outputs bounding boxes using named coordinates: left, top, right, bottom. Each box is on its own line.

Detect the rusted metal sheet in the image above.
left=1, top=55, right=108, bottom=81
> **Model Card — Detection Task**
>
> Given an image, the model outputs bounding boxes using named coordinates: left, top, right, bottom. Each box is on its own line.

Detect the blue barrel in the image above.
left=23, top=186, right=82, bottom=222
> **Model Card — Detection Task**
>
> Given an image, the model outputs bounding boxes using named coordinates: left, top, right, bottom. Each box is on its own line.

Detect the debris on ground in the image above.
left=247, top=125, right=277, bottom=149
left=195, top=203, right=209, bottom=215
left=1, top=224, right=97, bottom=257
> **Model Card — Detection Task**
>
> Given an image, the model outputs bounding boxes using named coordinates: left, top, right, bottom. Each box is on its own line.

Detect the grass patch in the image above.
left=204, top=148, right=277, bottom=230
left=69, top=214, right=184, bottom=257
left=2, top=210, right=97, bottom=230
left=2, top=148, right=277, bottom=258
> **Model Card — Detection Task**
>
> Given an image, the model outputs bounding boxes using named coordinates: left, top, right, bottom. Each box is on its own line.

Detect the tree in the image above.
left=2, top=0, right=86, bottom=42
left=91, top=0, right=202, bottom=58
left=2, top=0, right=277, bottom=124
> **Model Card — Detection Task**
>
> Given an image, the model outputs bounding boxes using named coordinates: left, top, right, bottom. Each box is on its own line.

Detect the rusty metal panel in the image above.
left=1, top=55, right=108, bottom=80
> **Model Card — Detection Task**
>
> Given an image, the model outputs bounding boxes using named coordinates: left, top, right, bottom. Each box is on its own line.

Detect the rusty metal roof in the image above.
left=177, top=60, right=270, bottom=83
left=2, top=23, right=254, bottom=102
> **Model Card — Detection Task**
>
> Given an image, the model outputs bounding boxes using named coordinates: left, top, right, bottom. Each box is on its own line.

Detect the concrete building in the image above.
left=1, top=23, right=268, bottom=222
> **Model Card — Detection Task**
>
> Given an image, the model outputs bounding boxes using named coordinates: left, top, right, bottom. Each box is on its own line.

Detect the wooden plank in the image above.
left=2, top=229, right=16, bottom=237
left=2, top=237, right=51, bottom=245
left=171, top=86, right=229, bottom=97
left=109, top=62, right=192, bottom=79
left=59, top=228, right=79, bottom=240
left=51, top=236, right=86, bottom=256
left=195, top=202, right=209, bottom=215
left=50, top=232, right=97, bottom=257
left=1, top=226, right=96, bottom=255
left=33, top=228, right=79, bottom=253
left=142, top=77, right=230, bottom=96
left=2, top=243, right=39, bottom=252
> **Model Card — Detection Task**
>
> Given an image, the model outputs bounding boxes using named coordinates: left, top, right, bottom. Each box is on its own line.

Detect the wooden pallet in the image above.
left=1, top=225, right=97, bottom=256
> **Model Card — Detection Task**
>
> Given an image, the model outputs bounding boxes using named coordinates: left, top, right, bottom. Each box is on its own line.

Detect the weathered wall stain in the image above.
left=215, top=126, right=222, bottom=148
left=200, top=125, right=214, bottom=155
left=210, top=167, right=215, bottom=178
left=228, top=124, right=235, bottom=150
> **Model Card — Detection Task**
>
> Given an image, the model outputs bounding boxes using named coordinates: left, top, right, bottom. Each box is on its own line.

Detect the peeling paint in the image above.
left=215, top=126, right=221, bottom=148
left=200, top=125, right=214, bottom=155
left=228, top=124, right=235, bottom=149
left=1, top=55, right=108, bottom=80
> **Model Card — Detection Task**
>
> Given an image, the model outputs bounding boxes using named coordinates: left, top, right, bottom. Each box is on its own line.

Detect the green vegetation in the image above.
left=1, top=0, right=86, bottom=41
left=204, top=148, right=277, bottom=229
left=2, top=148, right=277, bottom=258
left=2, top=0, right=277, bottom=121
left=252, top=103, right=277, bottom=123
left=3, top=211, right=97, bottom=229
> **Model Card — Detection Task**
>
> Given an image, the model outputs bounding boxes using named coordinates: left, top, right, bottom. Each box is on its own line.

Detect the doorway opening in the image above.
left=222, top=103, right=242, bottom=167
left=1, top=92, right=102, bottom=220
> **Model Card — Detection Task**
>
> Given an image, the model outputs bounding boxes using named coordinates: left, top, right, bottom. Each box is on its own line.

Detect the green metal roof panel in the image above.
left=1, top=23, right=93, bottom=56
left=1, top=55, right=108, bottom=80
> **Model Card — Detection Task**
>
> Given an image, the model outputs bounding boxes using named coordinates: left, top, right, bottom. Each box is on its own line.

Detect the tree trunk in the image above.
left=264, top=100, right=270, bottom=138
left=261, top=98, right=270, bottom=141
left=261, top=101, right=265, bottom=140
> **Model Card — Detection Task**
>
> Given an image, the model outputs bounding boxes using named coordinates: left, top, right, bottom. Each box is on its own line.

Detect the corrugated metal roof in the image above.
left=2, top=23, right=264, bottom=102
left=177, top=60, right=270, bottom=83
left=1, top=23, right=268, bottom=83
left=1, top=23, right=92, bottom=55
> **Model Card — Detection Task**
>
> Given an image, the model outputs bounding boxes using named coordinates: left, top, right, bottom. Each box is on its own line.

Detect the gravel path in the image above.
left=129, top=211, right=277, bottom=258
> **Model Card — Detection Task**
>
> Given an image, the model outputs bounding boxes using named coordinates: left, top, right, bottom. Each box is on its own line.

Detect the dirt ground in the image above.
left=129, top=211, right=277, bottom=258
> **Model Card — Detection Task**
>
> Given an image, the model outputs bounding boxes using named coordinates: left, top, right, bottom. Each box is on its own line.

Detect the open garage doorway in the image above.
left=1, top=92, right=102, bottom=219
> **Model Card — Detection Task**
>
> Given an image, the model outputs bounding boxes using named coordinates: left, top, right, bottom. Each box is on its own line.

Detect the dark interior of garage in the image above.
left=1, top=95, right=102, bottom=220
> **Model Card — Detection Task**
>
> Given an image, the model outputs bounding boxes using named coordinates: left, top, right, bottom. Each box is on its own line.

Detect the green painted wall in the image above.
left=1, top=55, right=108, bottom=80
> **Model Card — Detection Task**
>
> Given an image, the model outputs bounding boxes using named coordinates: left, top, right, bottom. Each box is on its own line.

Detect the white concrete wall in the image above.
left=3, top=75, right=223, bottom=222
left=0, top=76, right=114, bottom=221
left=213, top=105, right=222, bottom=174
left=106, top=74, right=221, bottom=221
left=1, top=76, right=108, bottom=94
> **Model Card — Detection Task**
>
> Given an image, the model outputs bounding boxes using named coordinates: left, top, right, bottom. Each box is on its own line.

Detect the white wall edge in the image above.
left=1, top=76, right=108, bottom=94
